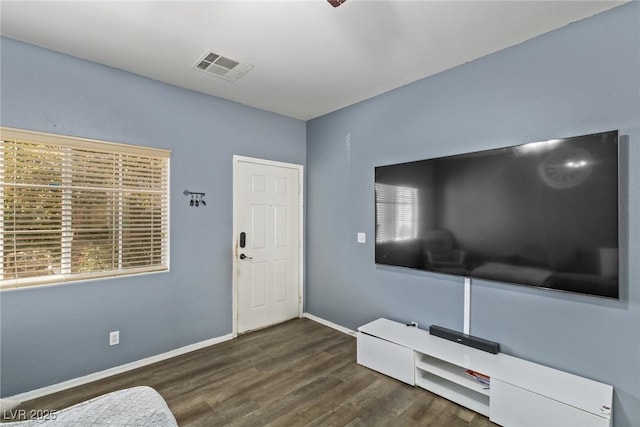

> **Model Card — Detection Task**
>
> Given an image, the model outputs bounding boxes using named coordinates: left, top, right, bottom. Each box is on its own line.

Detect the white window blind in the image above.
left=0, top=127, right=170, bottom=289
left=375, top=183, right=418, bottom=243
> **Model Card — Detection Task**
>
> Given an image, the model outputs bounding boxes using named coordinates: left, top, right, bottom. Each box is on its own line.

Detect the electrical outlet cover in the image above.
left=109, top=331, right=120, bottom=346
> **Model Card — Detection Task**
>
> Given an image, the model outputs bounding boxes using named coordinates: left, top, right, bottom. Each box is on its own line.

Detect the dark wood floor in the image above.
left=8, top=318, right=496, bottom=426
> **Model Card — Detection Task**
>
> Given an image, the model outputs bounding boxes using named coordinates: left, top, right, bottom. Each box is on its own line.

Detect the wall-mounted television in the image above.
left=375, top=131, right=619, bottom=299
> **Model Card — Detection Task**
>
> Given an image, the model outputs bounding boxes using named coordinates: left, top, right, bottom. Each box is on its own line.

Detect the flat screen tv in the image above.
left=375, top=131, right=619, bottom=299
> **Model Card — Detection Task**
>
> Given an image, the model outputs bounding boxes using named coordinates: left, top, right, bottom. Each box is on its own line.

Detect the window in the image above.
left=375, top=183, right=418, bottom=243
left=0, top=127, right=170, bottom=289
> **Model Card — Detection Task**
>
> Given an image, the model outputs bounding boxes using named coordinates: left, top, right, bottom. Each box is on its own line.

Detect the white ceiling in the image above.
left=0, top=0, right=626, bottom=120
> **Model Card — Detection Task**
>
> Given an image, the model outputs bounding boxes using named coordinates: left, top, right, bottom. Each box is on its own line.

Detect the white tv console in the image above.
left=357, top=318, right=613, bottom=427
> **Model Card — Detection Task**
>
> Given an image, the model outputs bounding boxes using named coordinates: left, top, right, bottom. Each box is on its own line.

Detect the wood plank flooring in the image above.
left=7, top=318, right=497, bottom=426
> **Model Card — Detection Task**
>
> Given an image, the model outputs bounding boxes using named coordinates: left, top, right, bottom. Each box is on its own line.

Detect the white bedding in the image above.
left=3, top=386, right=178, bottom=427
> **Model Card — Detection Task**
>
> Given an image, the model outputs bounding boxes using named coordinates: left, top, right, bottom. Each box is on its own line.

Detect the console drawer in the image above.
left=357, top=332, right=414, bottom=385
left=490, top=378, right=611, bottom=427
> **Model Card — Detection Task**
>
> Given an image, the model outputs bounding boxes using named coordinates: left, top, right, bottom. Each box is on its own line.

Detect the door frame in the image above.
left=232, top=155, right=304, bottom=337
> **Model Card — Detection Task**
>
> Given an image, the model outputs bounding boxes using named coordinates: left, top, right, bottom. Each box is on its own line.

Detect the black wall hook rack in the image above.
left=184, top=189, right=206, bottom=207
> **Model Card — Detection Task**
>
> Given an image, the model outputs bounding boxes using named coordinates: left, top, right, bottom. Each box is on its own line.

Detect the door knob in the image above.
left=239, top=253, right=253, bottom=260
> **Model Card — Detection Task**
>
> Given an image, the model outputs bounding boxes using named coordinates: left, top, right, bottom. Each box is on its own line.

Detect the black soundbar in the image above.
left=429, top=325, right=500, bottom=354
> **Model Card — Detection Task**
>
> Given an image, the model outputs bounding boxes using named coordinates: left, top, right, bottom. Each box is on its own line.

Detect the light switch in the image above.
left=357, top=232, right=366, bottom=243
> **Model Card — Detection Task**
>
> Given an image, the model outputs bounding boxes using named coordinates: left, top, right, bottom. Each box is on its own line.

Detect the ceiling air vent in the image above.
left=194, top=51, right=253, bottom=82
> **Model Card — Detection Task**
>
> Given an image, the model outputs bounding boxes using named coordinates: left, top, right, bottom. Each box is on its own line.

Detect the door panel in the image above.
left=251, top=204, right=267, bottom=249
left=274, top=260, right=289, bottom=302
left=236, top=159, right=300, bottom=333
left=274, top=205, right=289, bottom=247
left=250, top=262, right=267, bottom=308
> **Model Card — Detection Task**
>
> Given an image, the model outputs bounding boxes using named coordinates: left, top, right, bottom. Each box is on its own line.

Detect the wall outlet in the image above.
left=357, top=232, right=366, bottom=243
left=109, top=330, right=120, bottom=346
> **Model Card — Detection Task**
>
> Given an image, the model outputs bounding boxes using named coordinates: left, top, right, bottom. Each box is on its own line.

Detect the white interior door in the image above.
left=234, top=156, right=302, bottom=334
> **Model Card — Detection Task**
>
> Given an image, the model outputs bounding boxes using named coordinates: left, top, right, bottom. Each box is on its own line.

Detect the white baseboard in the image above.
left=9, top=333, right=234, bottom=402
left=303, top=312, right=356, bottom=336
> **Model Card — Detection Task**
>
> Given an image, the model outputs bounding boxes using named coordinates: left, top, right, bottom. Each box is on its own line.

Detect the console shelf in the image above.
left=415, top=353, right=490, bottom=397
left=415, top=369, right=490, bottom=416
left=357, top=318, right=613, bottom=427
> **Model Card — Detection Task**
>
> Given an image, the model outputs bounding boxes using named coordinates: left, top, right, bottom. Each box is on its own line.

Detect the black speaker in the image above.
left=429, top=325, right=500, bottom=354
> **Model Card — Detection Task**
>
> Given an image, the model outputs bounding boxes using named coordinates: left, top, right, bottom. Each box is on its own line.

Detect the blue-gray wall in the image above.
left=0, top=37, right=305, bottom=396
left=306, top=3, right=639, bottom=426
